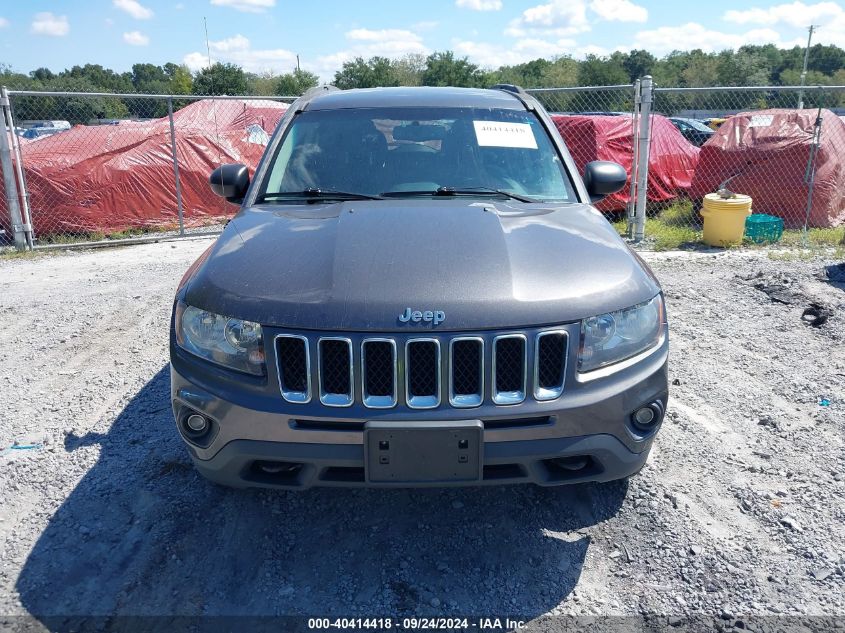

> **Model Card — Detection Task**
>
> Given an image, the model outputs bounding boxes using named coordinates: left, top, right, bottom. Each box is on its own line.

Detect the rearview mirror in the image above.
left=583, top=161, right=627, bottom=202
left=209, top=163, right=250, bottom=203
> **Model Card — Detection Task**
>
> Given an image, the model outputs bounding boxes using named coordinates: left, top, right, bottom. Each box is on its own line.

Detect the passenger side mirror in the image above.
left=209, top=163, right=250, bottom=203
left=583, top=161, right=627, bottom=202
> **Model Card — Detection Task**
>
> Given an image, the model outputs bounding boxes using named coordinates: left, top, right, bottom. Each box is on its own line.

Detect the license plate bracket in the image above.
left=364, top=420, right=483, bottom=484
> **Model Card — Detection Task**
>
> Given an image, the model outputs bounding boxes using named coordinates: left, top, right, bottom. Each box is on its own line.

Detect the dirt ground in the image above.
left=0, top=239, right=843, bottom=631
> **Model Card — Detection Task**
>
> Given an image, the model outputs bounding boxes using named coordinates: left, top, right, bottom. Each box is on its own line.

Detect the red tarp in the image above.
left=3, top=99, right=288, bottom=235
left=551, top=113, right=700, bottom=212
left=690, top=109, right=845, bottom=228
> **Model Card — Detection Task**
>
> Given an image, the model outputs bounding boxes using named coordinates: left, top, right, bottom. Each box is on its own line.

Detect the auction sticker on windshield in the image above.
left=473, top=121, right=537, bottom=149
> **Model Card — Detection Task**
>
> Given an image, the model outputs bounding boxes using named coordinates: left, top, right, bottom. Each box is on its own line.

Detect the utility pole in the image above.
left=296, top=54, right=301, bottom=73
left=797, top=25, right=819, bottom=109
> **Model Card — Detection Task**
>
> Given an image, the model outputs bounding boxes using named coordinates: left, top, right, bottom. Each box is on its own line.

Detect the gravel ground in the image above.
left=0, top=241, right=843, bottom=631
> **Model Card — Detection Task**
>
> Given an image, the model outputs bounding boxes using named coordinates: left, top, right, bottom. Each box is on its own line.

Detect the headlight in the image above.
left=578, top=294, right=664, bottom=373
left=175, top=301, right=265, bottom=375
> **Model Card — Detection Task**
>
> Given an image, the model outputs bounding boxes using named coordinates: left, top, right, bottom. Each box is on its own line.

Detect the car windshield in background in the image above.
left=683, top=118, right=715, bottom=133
left=257, top=107, right=575, bottom=203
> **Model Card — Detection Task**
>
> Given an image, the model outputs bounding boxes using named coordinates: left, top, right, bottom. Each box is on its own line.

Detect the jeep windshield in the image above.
left=255, top=107, right=576, bottom=204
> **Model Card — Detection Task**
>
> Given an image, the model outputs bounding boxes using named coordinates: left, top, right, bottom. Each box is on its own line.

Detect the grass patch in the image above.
left=609, top=211, right=702, bottom=251
left=0, top=248, right=44, bottom=260
left=778, top=227, right=845, bottom=247
left=645, top=218, right=702, bottom=250
left=36, top=231, right=106, bottom=245
left=655, top=199, right=697, bottom=227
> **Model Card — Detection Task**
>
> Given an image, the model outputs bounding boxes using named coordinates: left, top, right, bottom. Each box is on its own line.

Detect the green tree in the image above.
left=246, top=71, right=278, bottom=95
left=680, top=53, right=720, bottom=88
left=30, top=67, right=55, bottom=82
left=622, top=49, right=656, bottom=82
left=807, top=44, right=845, bottom=75
left=577, top=53, right=629, bottom=86
left=391, top=53, right=427, bottom=86
left=334, top=56, right=397, bottom=89
left=168, top=64, right=193, bottom=94
left=192, top=62, right=249, bottom=95
left=59, top=64, right=133, bottom=92
left=275, top=68, right=319, bottom=95
left=131, top=63, right=168, bottom=91
left=421, top=51, right=486, bottom=87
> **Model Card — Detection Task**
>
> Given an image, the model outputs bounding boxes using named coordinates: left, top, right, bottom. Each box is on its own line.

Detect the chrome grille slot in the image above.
left=405, top=339, right=440, bottom=409
left=534, top=331, right=568, bottom=401
left=276, top=326, right=568, bottom=409
left=275, top=335, right=311, bottom=403
left=493, top=334, right=527, bottom=405
left=318, top=338, right=353, bottom=407
left=361, top=339, right=397, bottom=409
left=449, top=337, right=483, bottom=408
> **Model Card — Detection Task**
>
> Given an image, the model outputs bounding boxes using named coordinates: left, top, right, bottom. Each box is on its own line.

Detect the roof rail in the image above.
left=293, top=84, right=340, bottom=111
left=490, top=83, right=536, bottom=111
left=490, top=83, right=527, bottom=95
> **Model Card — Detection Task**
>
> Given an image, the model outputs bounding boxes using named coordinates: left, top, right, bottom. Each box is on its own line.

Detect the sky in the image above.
left=1, top=0, right=844, bottom=81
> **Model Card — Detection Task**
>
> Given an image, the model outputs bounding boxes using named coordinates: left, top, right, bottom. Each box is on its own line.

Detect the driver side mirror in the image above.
left=209, top=163, right=250, bottom=203
left=583, top=161, right=627, bottom=202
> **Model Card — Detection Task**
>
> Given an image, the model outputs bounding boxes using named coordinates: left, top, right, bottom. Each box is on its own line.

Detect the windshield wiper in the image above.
left=254, top=188, right=384, bottom=203
left=381, top=186, right=537, bottom=203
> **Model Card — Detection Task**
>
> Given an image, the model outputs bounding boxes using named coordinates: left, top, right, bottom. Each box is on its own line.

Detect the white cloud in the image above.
left=183, top=34, right=297, bottom=73
left=210, top=0, right=276, bottom=12
left=413, top=21, right=439, bottom=31
left=0, top=17, right=9, bottom=29
left=723, top=1, right=840, bottom=27
left=506, top=0, right=591, bottom=38
left=30, top=12, right=69, bottom=36
left=175, top=2, right=185, bottom=8
left=453, top=38, right=577, bottom=68
left=589, top=0, right=647, bottom=22
left=630, top=22, right=785, bottom=56
left=456, top=0, right=503, bottom=11
left=113, top=0, right=154, bottom=19
left=123, top=30, right=150, bottom=45
left=722, top=1, right=845, bottom=47
left=311, top=27, right=429, bottom=81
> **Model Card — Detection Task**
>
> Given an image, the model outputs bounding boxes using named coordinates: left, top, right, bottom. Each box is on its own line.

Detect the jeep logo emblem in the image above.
left=398, top=307, right=446, bottom=326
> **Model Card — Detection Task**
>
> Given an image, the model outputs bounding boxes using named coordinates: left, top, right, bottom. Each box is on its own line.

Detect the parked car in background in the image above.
left=170, top=85, right=669, bottom=490
left=19, top=120, right=72, bottom=140
left=669, top=117, right=715, bottom=147
left=703, top=117, right=727, bottom=130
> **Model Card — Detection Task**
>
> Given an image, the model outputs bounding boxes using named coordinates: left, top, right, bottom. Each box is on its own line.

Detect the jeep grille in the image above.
left=273, top=329, right=568, bottom=410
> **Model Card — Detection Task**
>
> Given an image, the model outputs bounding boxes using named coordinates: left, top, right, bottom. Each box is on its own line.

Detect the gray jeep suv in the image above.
left=170, top=85, right=668, bottom=489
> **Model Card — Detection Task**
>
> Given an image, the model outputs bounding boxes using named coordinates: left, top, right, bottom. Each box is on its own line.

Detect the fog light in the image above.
left=634, top=407, right=655, bottom=426
left=631, top=402, right=663, bottom=431
left=186, top=413, right=209, bottom=433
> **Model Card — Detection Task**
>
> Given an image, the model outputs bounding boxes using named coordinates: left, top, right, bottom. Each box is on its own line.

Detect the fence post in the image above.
left=626, top=79, right=641, bottom=238
left=3, top=87, right=34, bottom=248
left=167, top=97, right=186, bottom=236
left=632, top=75, right=653, bottom=242
left=0, top=87, right=27, bottom=250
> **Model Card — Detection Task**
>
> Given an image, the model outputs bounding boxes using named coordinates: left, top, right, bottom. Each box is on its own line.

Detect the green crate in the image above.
left=745, top=214, right=784, bottom=244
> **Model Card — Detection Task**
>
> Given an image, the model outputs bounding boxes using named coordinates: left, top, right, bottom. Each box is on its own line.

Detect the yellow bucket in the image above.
left=700, top=193, right=753, bottom=247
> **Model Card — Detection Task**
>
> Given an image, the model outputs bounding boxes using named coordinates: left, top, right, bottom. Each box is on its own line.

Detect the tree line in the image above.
left=2, top=43, right=843, bottom=123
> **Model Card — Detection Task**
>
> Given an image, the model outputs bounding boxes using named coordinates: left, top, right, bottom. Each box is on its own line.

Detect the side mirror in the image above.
left=583, top=160, right=627, bottom=202
left=209, top=163, right=250, bottom=203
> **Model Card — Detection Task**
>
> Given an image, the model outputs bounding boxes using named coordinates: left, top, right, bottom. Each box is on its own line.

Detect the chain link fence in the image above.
left=0, top=90, right=294, bottom=249
left=648, top=85, right=845, bottom=238
left=2, top=82, right=845, bottom=251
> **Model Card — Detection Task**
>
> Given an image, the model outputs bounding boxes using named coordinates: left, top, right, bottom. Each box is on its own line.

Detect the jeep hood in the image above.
left=185, top=200, right=660, bottom=331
